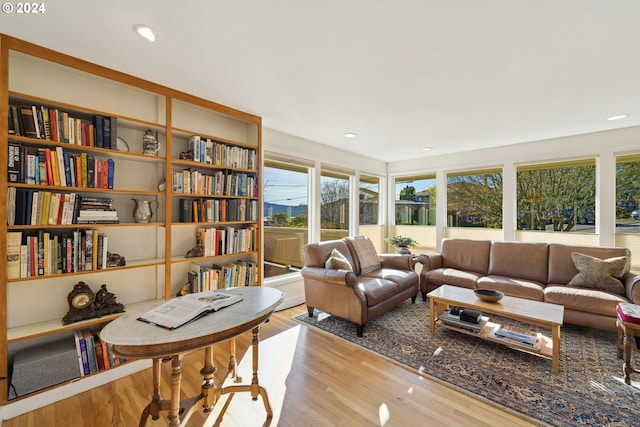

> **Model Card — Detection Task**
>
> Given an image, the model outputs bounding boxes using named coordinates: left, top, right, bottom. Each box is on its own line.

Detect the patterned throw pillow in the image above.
left=325, top=248, right=353, bottom=271
left=567, top=252, right=628, bottom=295
left=347, top=236, right=381, bottom=274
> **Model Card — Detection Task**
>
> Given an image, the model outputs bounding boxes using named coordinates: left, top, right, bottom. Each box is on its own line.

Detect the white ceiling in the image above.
left=2, top=0, right=639, bottom=162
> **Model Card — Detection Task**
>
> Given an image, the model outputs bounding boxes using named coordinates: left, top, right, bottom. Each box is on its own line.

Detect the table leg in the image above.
left=138, top=358, right=163, bottom=427
left=228, top=337, right=242, bottom=383
left=168, top=354, right=183, bottom=426
left=617, top=319, right=624, bottom=359
left=623, top=326, right=635, bottom=385
left=201, top=346, right=217, bottom=411
left=551, top=325, right=561, bottom=374
left=429, top=297, right=436, bottom=335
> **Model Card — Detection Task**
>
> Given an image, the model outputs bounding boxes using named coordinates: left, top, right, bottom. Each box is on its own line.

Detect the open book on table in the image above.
left=137, top=290, right=243, bottom=330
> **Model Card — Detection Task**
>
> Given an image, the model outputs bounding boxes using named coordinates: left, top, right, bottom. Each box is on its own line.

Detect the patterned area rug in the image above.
left=295, top=299, right=640, bottom=426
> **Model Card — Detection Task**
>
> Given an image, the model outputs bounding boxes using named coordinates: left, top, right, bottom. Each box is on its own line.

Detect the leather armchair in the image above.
left=301, top=236, right=419, bottom=336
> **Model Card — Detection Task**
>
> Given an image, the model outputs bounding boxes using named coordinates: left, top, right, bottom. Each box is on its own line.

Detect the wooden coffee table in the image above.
left=428, top=285, right=564, bottom=373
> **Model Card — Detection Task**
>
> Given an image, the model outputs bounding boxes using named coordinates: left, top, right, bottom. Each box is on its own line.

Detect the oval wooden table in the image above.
left=100, top=286, right=284, bottom=427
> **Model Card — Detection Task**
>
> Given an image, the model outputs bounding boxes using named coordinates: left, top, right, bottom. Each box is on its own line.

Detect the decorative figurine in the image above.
left=62, top=282, right=125, bottom=325
left=142, top=130, right=161, bottom=155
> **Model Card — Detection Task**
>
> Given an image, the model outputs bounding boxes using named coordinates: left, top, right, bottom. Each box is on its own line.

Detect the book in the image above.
left=7, top=231, right=22, bottom=279
left=137, top=291, right=243, bottom=330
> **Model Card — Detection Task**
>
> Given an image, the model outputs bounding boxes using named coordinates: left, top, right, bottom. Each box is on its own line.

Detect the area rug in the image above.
left=295, top=299, right=640, bottom=427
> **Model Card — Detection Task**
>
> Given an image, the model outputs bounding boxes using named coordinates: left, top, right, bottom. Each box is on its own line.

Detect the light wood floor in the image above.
left=3, top=304, right=537, bottom=427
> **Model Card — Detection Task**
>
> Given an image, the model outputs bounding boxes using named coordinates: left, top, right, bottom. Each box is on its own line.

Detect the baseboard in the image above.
left=0, top=359, right=151, bottom=422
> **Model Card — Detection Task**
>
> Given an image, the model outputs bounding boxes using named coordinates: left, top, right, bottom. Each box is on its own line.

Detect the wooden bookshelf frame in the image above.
left=0, top=34, right=263, bottom=404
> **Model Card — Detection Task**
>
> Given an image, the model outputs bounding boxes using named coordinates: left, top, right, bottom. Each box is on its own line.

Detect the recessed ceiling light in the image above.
left=134, top=25, right=157, bottom=42
left=607, top=114, right=629, bottom=121
left=344, top=132, right=358, bottom=138
left=421, top=147, right=433, bottom=151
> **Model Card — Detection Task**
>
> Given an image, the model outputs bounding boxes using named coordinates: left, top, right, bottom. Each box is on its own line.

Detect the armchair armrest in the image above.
left=379, top=254, right=413, bottom=270
left=417, top=253, right=443, bottom=271
left=301, top=266, right=358, bottom=287
left=624, top=271, right=640, bottom=303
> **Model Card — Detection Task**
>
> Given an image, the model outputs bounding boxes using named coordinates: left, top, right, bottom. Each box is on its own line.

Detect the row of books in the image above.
left=188, top=135, right=257, bottom=169
left=179, top=198, right=259, bottom=223
left=195, top=226, right=256, bottom=257
left=8, top=141, right=115, bottom=188
left=172, top=168, right=257, bottom=197
left=6, top=229, right=110, bottom=279
left=187, top=261, right=258, bottom=292
left=8, top=104, right=117, bottom=148
left=73, top=329, right=126, bottom=377
left=7, top=188, right=119, bottom=226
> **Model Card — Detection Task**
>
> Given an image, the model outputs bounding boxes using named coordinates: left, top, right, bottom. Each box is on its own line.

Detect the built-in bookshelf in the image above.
left=0, top=35, right=262, bottom=404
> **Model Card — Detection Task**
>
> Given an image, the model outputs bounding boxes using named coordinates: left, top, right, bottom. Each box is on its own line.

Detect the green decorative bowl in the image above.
left=474, top=289, right=504, bottom=302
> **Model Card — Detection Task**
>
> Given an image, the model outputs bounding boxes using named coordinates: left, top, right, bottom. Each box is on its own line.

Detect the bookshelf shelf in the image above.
left=0, top=35, right=262, bottom=403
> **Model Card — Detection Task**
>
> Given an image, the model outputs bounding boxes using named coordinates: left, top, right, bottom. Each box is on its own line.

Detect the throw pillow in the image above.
left=567, top=252, right=628, bottom=295
left=325, top=248, right=353, bottom=271
left=346, top=236, right=381, bottom=274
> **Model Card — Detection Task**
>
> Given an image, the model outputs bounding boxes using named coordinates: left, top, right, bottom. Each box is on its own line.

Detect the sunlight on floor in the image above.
left=203, top=325, right=302, bottom=426
left=378, top=402, right=390, bottom=426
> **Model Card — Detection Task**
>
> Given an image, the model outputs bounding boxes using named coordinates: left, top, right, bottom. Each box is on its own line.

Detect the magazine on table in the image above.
left=137, top=290, right=243, bottom=330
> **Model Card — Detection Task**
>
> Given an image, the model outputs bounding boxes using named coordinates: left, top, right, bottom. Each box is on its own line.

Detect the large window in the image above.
left=616, top=154, right=640, bottom=235
left=320, top=169, right=350, bottom=241
left=263, top=160, right=309, bottom=278
left=360, top=174, right=380, bottom=225
left=447, top=169, right=502, bottom=228
left=394, top=175, right=436, bottom=226
left=516, top=160, right=595, bottom=232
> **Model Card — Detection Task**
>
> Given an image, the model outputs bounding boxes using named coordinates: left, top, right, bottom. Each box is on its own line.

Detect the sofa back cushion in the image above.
left=488, top=241, right=549, bottom=284
left=441, top=238, right=491, bottom=275
left=303, top=240, right=355, bottom=270
left=548, top=243, right=631, bottom=285
left=344, top=236, right=381, bottom=275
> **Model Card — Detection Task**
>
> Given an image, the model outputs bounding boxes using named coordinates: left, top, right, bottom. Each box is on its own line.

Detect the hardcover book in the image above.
left=137, top=291, right=243, bottom=330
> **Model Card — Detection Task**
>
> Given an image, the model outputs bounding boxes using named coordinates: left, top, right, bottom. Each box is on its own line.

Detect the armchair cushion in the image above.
left=325, top=248, right=353, bottom=272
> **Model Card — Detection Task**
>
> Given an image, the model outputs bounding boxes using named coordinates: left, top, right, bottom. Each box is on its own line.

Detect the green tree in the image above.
left=290, top=214, right=307, bottom=227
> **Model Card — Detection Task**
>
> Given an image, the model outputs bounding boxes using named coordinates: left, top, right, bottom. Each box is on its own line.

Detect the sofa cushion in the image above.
left=488, top=241, right=549, bottom=284
left=325, top=248, right=353, bottom=271
left=547, top=243, right=630, bottom=285
left=545, top=285, right=628, bottom=317
left=567, top=252, right=628, bottom=295
left=477, top=275, right=544, bottom=301
left=441, top=239, right=491, bottom=275
left=344, top=236, right=381, bottom=275
left=423, top=268, right=483, bottom=289
left=363, top=268, right=418, bottom=293
left=357, top=276, right=399, bottom=306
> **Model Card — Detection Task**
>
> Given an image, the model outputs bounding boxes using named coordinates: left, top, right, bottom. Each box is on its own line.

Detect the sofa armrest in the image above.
left=301, top=266, right=358, bottom=287
left=624, top=271, right=640, bottom=303
left=417, top=253, right=443, bottom=271
left=379, top=254, right=413, bottom=270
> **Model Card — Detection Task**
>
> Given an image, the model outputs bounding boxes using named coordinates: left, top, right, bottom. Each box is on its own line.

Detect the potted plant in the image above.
left=385, top=235, right=418, bottom=254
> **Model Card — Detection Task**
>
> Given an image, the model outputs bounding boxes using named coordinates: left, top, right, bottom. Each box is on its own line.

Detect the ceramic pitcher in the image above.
left=132, top=199, right=159, bottom=223
left=142, top=130, right=161, bottom=155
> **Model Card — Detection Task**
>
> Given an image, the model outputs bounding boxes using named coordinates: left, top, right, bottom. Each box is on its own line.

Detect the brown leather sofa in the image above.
left=301, top=236, right=419, bottom=336
left=418, top=238, right=640, bottom=331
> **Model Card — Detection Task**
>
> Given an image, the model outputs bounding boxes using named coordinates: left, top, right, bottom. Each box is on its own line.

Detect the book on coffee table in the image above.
left=137, top=291, right=243, bottom=330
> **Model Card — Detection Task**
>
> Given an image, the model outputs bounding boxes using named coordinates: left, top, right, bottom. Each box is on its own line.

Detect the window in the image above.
left=359, top=174, right=380, bottom=225
left=394, top=175, right=436, bottom=225
left=616, top=154, right=640, bottom=234
left=447, top=169, right=502, bottom=228
left=263, top=160, right=309, bottom=278
left=516, top=160, right=595, bottom=232
left=320, top=169, right=350, bottom=241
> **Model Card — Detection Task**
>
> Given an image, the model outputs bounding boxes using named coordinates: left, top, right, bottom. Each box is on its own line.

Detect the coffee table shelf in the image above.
left=437, top=320, right=554, bottom=358
left=428, top=285, right=564, bottom=373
